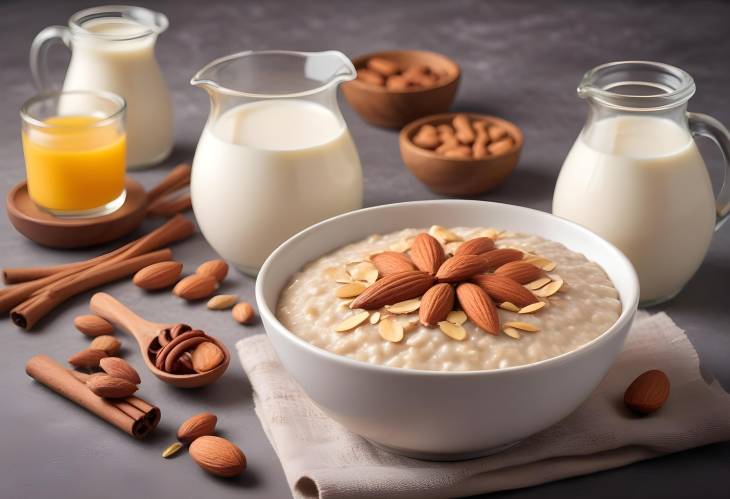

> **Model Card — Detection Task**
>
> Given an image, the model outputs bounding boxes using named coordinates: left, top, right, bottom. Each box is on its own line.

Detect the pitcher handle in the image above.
left=30, top=25, right=71, bottom=93
left=688, top=112, right=730, bottom=230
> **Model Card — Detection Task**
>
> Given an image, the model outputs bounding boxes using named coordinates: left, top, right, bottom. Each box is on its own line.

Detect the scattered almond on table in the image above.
left=624, top=369, right=670, bottom=415
left=412, top=114, right=515, bottom=159
left=74, top=315, right=114, bottom=337
left=357, top=56, right=446, bottom=90
left=232, top=302, right=255, bottom=325
left=132, top=261, right=184, bottom=290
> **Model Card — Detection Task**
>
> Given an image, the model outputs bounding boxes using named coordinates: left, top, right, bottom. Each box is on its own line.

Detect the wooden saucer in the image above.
left=6, top=178, right=148, bottom=249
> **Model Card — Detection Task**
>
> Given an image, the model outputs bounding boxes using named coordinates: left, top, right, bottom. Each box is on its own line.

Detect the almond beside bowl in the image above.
left=256, top=200, right=638, bottom=460
left=400, top=113, right=523, bottom=196
left=342, top=50, right=460, bottom=129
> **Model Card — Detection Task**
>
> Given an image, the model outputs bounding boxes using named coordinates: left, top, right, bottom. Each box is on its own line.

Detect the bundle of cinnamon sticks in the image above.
left=26, top=355, right=160, bottom=438
left=1, top=214, right=194, bottom=330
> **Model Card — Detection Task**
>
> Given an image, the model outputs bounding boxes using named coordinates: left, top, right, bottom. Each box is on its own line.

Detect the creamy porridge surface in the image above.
left=276, top=227, right=621, bottom=371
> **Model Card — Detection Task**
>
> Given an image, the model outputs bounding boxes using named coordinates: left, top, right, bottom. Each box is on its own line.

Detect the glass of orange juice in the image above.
left=21, top=90, right=127, bottom=217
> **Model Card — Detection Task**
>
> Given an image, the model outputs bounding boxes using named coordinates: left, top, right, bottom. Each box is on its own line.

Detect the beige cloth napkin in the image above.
left=237, top=312, right=730, bottom=499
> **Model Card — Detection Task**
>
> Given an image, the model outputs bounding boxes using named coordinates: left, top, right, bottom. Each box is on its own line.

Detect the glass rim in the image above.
left=69, top=5, right=168, bottom=41
left=578, top=60, right=696, bottom=111
left=190, top=49, right=356, bottom=99
left=20, top=90, right=127, bottom=129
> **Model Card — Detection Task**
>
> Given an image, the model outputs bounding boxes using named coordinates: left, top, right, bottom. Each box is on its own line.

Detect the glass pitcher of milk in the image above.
left=554, top=61, right=730, bottom=305
left=30, top=5, right=173, bottom=168
left=190, top=50, right=363, bottom=275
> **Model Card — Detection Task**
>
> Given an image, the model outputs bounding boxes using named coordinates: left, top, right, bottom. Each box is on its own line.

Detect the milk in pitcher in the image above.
left=554, top=115, right=715, bottom=302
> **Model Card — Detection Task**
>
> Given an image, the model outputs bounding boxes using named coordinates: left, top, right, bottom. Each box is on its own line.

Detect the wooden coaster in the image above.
left=6, top=178, right=148, bottom=249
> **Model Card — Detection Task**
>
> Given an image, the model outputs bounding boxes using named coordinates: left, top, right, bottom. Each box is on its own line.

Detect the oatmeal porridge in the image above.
left=276, top=226, right=621, bottom=371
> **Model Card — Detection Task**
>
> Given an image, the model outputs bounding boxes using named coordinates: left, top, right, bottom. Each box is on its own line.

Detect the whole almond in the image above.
left=410, top=233, right=445, bottom=274
left=86, top=374, right=138, bottom=399
left=132, top=261, right=183, bottom=290
left=471, top=274, right=538, bottom=307
left=174, top=274, right=219, bottom=301
left=482, top=248, right=524, bottom=271
left=371, top=251, right=416, bottom=276
left=435, top=254, right=491, bottom=283
left=68, top=348, right=107, bottom=369
left=177, top=412, right=218, bottom=443
left=367, top=57, right=399, bottom=76
left=456, top=283, right=500, bottom=335
left=419, top=283, right=455, bottom=326
left=191, top=341, right=225, bottom=372
left=207, top=294, right=239, bottom=310
left=357, top=68, right=384, bottom=86
left=89, top=335, right=122, bottom=355
left=74, top=315, right=114, bottom=337
left=454, top=237, right=495, bottom=257
left=350, top=271, right=434, bottom=310
left=232, top=302, right=255, bottom=324
left=99, top=357, right=141, bottom=385
left=189, top=436, right=246, bottom=478
left=196, top=259, right=229, bottom=282
left=494, top=261, right=545, bottom=284
left=624, top=370, right=670, bottom=415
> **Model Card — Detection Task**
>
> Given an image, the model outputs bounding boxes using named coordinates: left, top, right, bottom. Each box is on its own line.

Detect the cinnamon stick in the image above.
left=26, top=355, right=161, bottom=438
left=147, top=194, right=192, bottom=218
left=0, top=215, right=193, bottom=313
left=2, top=242, right=134, bottom=284
left=146, top=163, right=191, bottom=203
left=11, top=249, right=172, bottom=330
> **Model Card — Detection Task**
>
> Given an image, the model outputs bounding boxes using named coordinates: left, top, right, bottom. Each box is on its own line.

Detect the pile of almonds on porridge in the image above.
left=277, top=226, right=621, bottom=371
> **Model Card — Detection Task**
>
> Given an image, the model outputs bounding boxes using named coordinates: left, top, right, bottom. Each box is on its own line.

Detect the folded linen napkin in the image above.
left=237, top=312, right=730, bottom=499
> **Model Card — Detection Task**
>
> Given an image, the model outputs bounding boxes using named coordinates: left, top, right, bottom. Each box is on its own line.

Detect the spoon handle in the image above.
left=89, top=292, right=160, bottom=342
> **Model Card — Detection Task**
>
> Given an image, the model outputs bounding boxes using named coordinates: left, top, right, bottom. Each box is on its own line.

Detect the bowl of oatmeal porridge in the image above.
left=256, top=200, right=638, bottom=459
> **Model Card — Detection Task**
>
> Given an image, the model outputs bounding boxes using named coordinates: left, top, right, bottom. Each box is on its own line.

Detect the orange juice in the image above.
left=22, top=115, right=126, bottom=213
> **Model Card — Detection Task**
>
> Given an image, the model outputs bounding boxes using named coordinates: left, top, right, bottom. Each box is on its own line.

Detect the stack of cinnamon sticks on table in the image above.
left=0, top=214, right=194, bottom=330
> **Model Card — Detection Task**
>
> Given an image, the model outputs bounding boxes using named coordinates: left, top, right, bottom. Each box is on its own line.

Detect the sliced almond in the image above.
left=378, top=318, right=404, bottom=342
left=479, top=228, right=503, bottom=239
left=446, top=310, right=467, bottom=325
left=334, top=311, right=370, bottom=332
left=523, top=256, right=557, bottom=272
left=369, top=311, right=381, bottom=324
left=207, top=294, right=239, bottom=310
left=499, top=302, right=521, bottom=312
left=438, top=321, right=467, bottom=340
left=324, top=266, right=352, bottom=283
left=534, top=278, right=563, bottom=297
left=503, top=327, right=522, bottom=339
left=504, top=321, right=539, bottom=332
left=444, top=241, right=463, bottom=255
left=347, top=261, right=379, bottom=284
left=162, top=442, right=184, bottom=459
left=428, top=225, right=462, bottom=243
left=402, top=318, right=419, bottom=333
left=525, top=277, right=552, bottom=290
left=519, top=301, right=546, bottom=314
left=335, top=282, right=367, bottom=298
left=389, top=239, right=413, bottom=253
left=385, top=298, right=421, bottom=314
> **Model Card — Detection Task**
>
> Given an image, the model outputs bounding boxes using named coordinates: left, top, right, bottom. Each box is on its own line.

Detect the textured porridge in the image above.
left=276, top=226, right=621, bottom=371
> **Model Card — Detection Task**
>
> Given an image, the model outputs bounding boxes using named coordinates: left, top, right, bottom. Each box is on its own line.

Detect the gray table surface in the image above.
left=1, top=1, right=729, bottom=498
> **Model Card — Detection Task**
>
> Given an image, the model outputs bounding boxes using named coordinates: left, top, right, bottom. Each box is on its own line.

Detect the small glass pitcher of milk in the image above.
left=30, top=5, right=173, bottom=169
left=553, top=61, right=730, bottom=305
left=190, top=50, right=363, bottom=275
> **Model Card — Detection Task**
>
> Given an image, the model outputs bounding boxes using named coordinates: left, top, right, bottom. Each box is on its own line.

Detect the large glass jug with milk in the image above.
left=190, top=50, right=363, bottom=275
left=554, top=61, right=730, bottom=305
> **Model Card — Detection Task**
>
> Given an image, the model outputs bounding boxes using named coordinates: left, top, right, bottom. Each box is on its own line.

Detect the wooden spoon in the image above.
left=89, top=292, right=230, bottom=388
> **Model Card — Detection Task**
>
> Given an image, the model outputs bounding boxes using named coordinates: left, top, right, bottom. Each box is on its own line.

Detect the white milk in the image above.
left=191, top=100, right=363, bottom=274
left=553, top=115, right=715, bottom=302
left=63, top=18, right=173, bottom=167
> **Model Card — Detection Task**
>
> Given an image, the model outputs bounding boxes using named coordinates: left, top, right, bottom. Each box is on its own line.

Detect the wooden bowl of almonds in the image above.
left=342, top=50, right=460, bottom=128
left=400, top=113, right=523, bottom=196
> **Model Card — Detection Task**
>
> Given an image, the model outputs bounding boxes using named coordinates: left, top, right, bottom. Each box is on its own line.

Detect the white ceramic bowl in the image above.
left=256, top=200, right=639, bottom=460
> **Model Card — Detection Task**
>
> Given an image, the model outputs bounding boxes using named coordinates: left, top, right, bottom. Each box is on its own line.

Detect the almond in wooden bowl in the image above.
left=342, top=50, right=460, bottom=129
left=400, top=113, right=523, bottom=196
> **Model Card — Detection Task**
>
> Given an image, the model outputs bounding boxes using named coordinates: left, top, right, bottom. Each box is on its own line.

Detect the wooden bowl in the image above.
left=342, top=50, right=460, bottom=129
left=399, top=113, right=523, bottom=196
left=6, top=178, right=148, bottom=249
